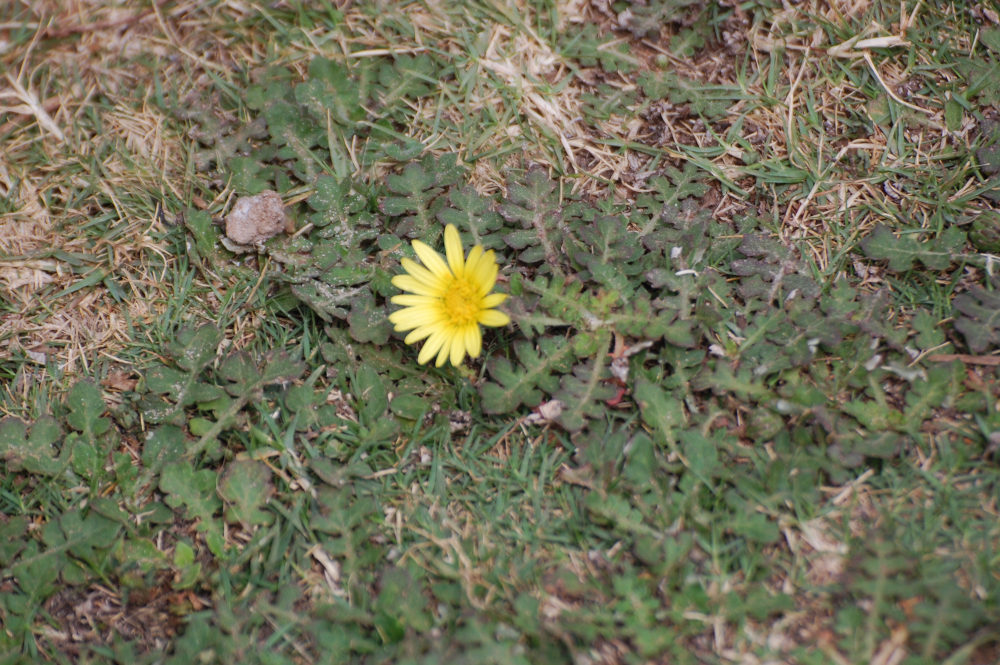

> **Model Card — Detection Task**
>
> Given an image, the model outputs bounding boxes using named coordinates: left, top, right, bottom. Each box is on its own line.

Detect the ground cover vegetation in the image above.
left=1, top=0, right=999, bottom=663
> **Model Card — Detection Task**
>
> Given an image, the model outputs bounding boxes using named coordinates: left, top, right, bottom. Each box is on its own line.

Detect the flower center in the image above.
left=441, top=277, right=479, bottom=326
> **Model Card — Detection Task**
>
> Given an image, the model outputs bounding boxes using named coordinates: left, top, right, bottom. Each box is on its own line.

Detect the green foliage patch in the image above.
left=3, top=0, right=1000, bottom=663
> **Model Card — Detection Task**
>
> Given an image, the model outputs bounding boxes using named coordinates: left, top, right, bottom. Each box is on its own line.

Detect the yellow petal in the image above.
left=400, top=258, right=446, bottom=290
left=480, top=292, right=507, bottom=309
left=477, top=309, right=510, bottom=327
left=444, top=224, right=465, bottom=277
left=473, top=251, right=499, bottom=296
left=418, top=329, right=448, bottom=365
left=404, top=325, right=436, bottom=344
left=390, top=308, right=441, bottom=331
left=464, top=324, right=482, bottom=358
left=412, top=239, right=450, bottom=279
left=392, top=274, right=441, bottom=297
left=449, top=328, right=467, bottom=366
left=435, top=336, right=453, bottom=367
left=464, top=246, right=488, bottom=278
left=465, top=245, right=484, bottom=278
left=391, top=294, right=439, bottom=307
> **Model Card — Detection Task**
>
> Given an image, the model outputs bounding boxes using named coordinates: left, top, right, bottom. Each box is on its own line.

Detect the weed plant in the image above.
left=1, top=1, right=999, bottom=664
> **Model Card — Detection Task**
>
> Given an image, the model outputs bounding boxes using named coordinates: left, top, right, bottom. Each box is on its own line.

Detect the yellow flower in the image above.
left=389, top=224, right=510, bottom=367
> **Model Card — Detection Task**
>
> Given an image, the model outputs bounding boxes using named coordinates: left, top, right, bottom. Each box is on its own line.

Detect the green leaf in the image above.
left=691, top=363, right=773, bottom=401
left=10, top=541, right=61, bottom=598
left=219, top=460, right=274, bottom=527
left=218, top=352, right=260, bottom=394
left=172, top=540, right=202, bottom=589
left=842, top=399, right=904, bottom=432
left=860, top=224, right=966, bottom=271
left=69, top=437, right=102, bottom=478
left=227, top=156, right=271, bottom=194
left=553, top=354, right=617, bottom=432
left=633, top=378, right=685, bottom=451
left=481, top=338, right=575, bottom=414
left=218, top=349, right=306, bottom=397
left=294, top=58, right=363, bottom=127
left=437, top=186, right=507, bottom=251
left=904, top=362, right=962, bottom=424
left=0, top=416, right=64, bottom=475
left=670, top=24, right=706, bottom=57
left=375, top=54, right=438, bottom=106
left=308, top=175, right=376, bottom=234
left=142, top=325, right=224, bottom=424
left=981, top=28, right=1000, bottom=54
left=953, top=283, right=1000, bottom=353
left=380, top=154, right=464, bottom=238
left=348, top=290, right=391, bottom=344
left=945, top=95, right=964, bottom=132
left=184, top=209, right=220, bottom=258
left=265, top=99, right=321, bottom=149
left=650, top=164, right=709, bottom=203
left=352, top=364, right=389, bottom=425
left=141, top=425, right=188, bottom=469
left=375, top=567, right=432, bottom=632
left=581, top=84, right=638, bottom=120
left=569, top=216, right=646, bottom=293
left=623, top=433, right=660, bottom=486
left=584, top=492, right=653, bottom=535
left=560, top=24, right=638, bottom=73
left=390, top=393, right=428, bottom=421
left=969, top=211, right=1000, bottom=252
left=620, top=0, right=703, bottom=38
left=10, top=509, right=122, bottom=597
left=861, top=225, right=924, bottom=270
left=0, top=516, right=28, bottom=566
left=160, top=462, right=222, bottom=526
left=679, top=430, right=719, bottom=482
left=733, top=512, right=780, bottom=544
left=975, top=118, right=1000, bottom=175
left=64, top=380, right=110, bottom=437
left=638, top=71, right=737, bottom=119
left=310, top=487, right=379, bottom=557
left=47, top=509, right=120, bottom=567
left=245, top=78, right=291, bottom=110
left=383, top=139, right=424, bottom=161
left=290, top=281, right=368, bottom=321
left=113, top=537, right=170, bottom=574
left=499, top=169, right=566, bottom=272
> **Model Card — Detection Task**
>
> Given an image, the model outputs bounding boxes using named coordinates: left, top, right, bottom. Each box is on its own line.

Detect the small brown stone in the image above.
left=224, top=190, right=287, bottom=245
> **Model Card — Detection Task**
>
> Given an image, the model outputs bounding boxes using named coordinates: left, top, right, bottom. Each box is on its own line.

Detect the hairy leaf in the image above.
left=953, top=283, right=1000, bottom=353
left=861, top=224, right=966, bottom=271
left=381, top=154, right=465, bottom=238
left=481, top=338, right=575, bottom=414
left=633, top=378, right=685, bottom=451
left=437, top=186, right=507, bottom=251
left=294, top=58, right=363, bottom=127
left=638, top=71, right=737, bottom=119
left=0, top=416, right=65, bottom=476
left=65, top=380, right=111, bottom=439
left=500, top=169, right=567, bottom=272
left=559, top=24, right=638, bottom=73
left=160, top=462, right=219, bottom=520
left=554, top=353, right=617, bottom=432
left=219, top=460, right=274, bottom=527
left=618, top=0, right=703, bottom=38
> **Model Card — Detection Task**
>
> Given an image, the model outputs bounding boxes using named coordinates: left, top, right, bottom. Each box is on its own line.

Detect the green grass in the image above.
left=1, top=0, right=999, bottom=663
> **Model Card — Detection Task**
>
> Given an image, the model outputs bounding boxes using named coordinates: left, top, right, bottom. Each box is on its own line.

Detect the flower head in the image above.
left=389, top=224, right=510, bottom=367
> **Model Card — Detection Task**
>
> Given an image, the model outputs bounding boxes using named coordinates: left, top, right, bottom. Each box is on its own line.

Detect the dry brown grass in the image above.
left=1, top=2, right=187, bottom=377
left=0, top=0, right=293, bottom=384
